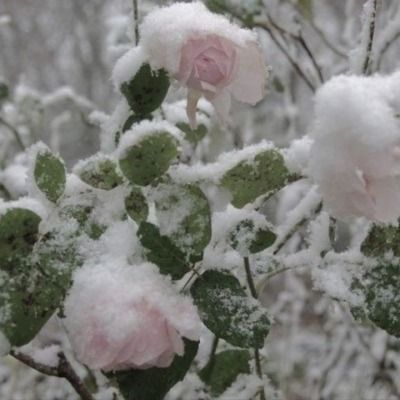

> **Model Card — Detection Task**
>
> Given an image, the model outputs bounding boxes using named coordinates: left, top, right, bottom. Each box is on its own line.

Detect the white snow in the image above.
left=112, top=46, right=148, bottom=88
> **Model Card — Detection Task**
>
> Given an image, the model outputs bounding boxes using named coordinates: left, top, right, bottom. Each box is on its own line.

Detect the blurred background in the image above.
left=1, top=0, right=400, bottom=399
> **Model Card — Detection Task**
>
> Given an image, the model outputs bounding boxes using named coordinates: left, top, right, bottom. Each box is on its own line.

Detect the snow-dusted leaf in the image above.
left=120, top=64, right=170, bottom=116
left=229, top=218, right=276, bottom=255
left=153, top=184, right=211, bottom=258
left=358, top=262, right=400, bottom=337
left=199, top=349, right=251, bottom=396
left=0, top=208, right=41, bottom=272
left=220, top=149, right=290, bottom=208
left=0, top=260, right=71, bottom=346
left=137, top=222, right=190, bottom=280
left=119, top=132, right=179, bottom=186
left=176, top=122, right=207, bottom=144
left=111, top=339, right=198, bottom=400
left=78, top=156, right=124, bottom=190
left=361, top=224, right=400, bottom=257
left=34, top=150, right=66, bottom=202
left=125, top=187, right=148, bottom=224
left=191, top=270, right=271, bottom=348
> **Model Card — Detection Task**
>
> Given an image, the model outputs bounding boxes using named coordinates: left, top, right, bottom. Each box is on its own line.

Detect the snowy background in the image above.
left=1, top=0, right=400, bottom=399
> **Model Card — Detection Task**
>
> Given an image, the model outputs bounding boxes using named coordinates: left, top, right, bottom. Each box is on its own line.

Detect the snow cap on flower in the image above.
left=308, top=72, right=400, bottom=223
left=64, top=262, right=200, bottom=371
left=140, top=2, right=267, bottom=128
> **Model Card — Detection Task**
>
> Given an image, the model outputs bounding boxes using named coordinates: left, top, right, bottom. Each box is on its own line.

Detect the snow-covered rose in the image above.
left=309, top=73, right=400, bottom=223
left=140, top=2, right=267, bottom=128
left=64, top=262, right=200, bottom=371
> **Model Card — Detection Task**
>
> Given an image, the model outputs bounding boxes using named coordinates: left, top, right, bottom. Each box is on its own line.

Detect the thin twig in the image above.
left=0, top=116, right=26, bottom=150
left=272, top=202, right=323, bottom=255
left=10, top=350, right=95, bottom=400
left=362, top=0, right=379, bottom=75
left=376, top=31, right=400, bottom=70
left=243, top=257, right=266, bottom=400
left=133, top=0, right=139, bottom=45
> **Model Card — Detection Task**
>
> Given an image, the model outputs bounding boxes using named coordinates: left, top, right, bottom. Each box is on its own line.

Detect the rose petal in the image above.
left=229, top=41, right=267, bottom=105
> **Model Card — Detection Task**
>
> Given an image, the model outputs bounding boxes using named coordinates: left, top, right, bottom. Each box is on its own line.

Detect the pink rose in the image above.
left=309, top=74, right=400, bottom=223
left=64, top=263, right=200, bottom=371
left=177, top=34, right=267, bottom=128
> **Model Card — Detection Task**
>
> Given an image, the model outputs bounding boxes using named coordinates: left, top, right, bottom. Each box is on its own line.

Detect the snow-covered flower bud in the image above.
left=64, top=262, right=200, bottom=371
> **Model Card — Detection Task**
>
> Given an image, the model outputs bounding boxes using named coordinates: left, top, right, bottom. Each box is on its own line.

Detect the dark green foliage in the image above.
left=361, top=223, right=400, bottom=257
left=112, top=340, right=198, bottom=400
left=191, top=270, right=271, bottom=348
left=119, top=132, right=179, bottom=186
left=0, top=208, right=41, bottom=272
left=121, top=64, right=170, bottom=116
left=125, top=187, right=149, bottom=224
left=200, top=349, right=251, bottom=396
left=78, top=157, right=124, bottom=190
left=138, top=222, right=190, bottom=280
left=34, top=150, right=66, bottom=203
left=229, top=218, right=276, bottom=254
left=220, top=149, right=290, bottom=208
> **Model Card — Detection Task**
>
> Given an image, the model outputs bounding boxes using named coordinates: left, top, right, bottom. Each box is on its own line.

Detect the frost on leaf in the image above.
left=76, top=156, right=124, bottom=191
left=355, top=261, right=400, bottom=337
left=191, top=270, right=270, bottom=348
left=124, top=187, right=148, bottom=224
left=221, top=149, right=289, bottom=208
left=152, top=183, right=211, bottom=259
left=138, top=222, right=190, bottom=280
left=34, top=148, right=66, bottom=203
left=119, top=132, right=179, bottom=186
left=361, top=223, right=400, bottom=257
left=0, top=208, right=41, bottom=272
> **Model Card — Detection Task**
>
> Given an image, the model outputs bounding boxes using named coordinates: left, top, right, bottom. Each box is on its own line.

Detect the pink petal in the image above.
left=210, top=91, right=231, bottom=126
left=186, top=89, right=202, bottom=129
left=229, top=41, right=267, bottom=105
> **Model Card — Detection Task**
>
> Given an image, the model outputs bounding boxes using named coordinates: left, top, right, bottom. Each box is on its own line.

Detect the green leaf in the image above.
left=191, top=270, right=271, bottom=348
left=112, top=339, right=198, bottom=400
left=125, top=187, right=148, bottom=224
left=220, top=149, right=290, bottom=208
left=119, top=132, right=179, bottom=186
left=360, top=262, right=400, bottom=337
left=34, top=149, right=66, bottom=203
left=0, top=262, right=71, bottom=346
left=229, top=219, right=276, bottom=255
left=176, top=122, right=207, bottom=144
left=78, top=157, right=124, bottom=190
left=121, top=64, right=170, bottom=116
left=298, top=0, right=313, bottom=19
left=199, top=349, right=251, bottom=396
left=115, top=114, right=153, bottom=146
left=0, top=208, right=41, bottom=273
left=0, top=82, right=9, bottom=102
left=153, top=184, right=211, bottom=258
left=361, top=224, right=400, bottom=257
left=138, top=222, right=190, bottom=280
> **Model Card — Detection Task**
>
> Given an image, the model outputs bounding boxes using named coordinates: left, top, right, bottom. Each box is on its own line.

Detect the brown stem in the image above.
left=10, top=350, right=95, bottom=400
left=133, top=0, right=139, bottom=45
left=362, top=0, right=379, bottom=75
